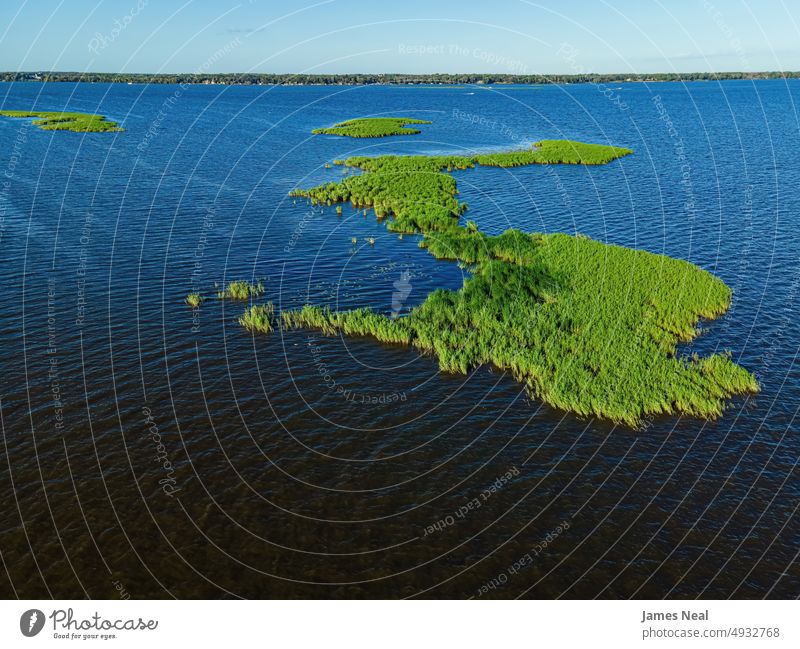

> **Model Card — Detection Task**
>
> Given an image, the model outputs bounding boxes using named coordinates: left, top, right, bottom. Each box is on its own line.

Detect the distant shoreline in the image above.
left=1, top=71, right=798, bottom=86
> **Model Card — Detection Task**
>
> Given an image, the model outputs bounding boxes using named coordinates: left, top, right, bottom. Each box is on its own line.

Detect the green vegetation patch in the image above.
left=240, top=303, right=276, bottom=333
left=291, top=140, right=632, bottom=234
left=283, top=233, right=758, bottom=425
left=0, top=110, right=123, bottom=132
left=217, top=280, right=265, bottom=300
left=281, top=139, right=757, bottom=425
left=312, top=117, right=431, bottom=138
left=185, top=293, right=203, bottom=308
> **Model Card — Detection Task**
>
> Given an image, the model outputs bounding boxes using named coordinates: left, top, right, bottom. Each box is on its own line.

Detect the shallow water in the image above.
left=0, top=80, right=798, bottom=598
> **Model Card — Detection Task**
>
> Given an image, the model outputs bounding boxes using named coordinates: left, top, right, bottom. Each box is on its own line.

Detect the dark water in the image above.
left=0, top=80, right=797, bottom=599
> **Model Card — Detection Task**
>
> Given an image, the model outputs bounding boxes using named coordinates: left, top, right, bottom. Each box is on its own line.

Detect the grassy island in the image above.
left=185, top=293, right=203, bottom=308
left=290, top=140, right=634, bottom=234
left=217, top=280, right=264, bottom=300
left=0, top=110, right=122, bottom=132
left=312, top=117, right=431, bottom=138
left=278, top=139, right=757, bottom=425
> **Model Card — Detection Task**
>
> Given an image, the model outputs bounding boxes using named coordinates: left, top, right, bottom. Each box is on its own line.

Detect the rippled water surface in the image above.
left=0, top=80, right=798, bottom=598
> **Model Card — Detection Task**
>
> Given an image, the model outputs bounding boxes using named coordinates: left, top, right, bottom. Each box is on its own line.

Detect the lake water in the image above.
left=0, top=80, right=797, bottom=598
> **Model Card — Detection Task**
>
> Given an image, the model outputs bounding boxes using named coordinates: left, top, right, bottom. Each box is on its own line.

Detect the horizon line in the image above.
left=2, top=69, right=799, bottom=77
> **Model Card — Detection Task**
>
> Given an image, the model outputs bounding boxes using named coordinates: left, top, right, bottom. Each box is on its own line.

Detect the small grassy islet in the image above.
left=278, top=139, right=758, bottom=426
left=217, top=280, right=265, bottom=300
left=185, top=293, right=203, bottom=308
left=0, top=110, right=123, bottom=132
left=312, top=117, right=431, bottom=138
left=185, top=280, right=264, bottom=309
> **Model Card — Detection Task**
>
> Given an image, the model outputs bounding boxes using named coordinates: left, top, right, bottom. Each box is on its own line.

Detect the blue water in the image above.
left=0, top=80, right=797, bottom=598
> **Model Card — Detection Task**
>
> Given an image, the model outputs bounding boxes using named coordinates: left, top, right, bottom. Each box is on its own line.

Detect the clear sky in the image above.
left=1, top=0, right=798, bottom=74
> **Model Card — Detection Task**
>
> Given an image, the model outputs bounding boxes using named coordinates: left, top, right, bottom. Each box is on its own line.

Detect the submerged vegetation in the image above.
left=312, top=117, right=431, bottom=138
left=217, top=280, right=265, bottom=300
left=0, top=110, right=123, bottom=132
left=278, top=138, right=759, bottom=426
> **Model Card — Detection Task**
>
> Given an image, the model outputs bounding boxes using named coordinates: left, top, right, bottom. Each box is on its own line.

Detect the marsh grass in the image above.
left=280, top=139, right=759, bottom=426
left=283, top=233, right=758, bottom=425
left=239, top=303, right=275, bottom=333
left=185, top=293, right=203, bottom=308
left=289, top=140, right=632, bottom=234
left=312, top=117, right=431, bottom=138
left=217, top=280, right=265, bottom=300
left=0, top=110, right=123, bottom=132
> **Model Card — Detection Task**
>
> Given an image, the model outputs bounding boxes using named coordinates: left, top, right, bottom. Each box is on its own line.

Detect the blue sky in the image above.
left=1, top=0, right=798, bottom=74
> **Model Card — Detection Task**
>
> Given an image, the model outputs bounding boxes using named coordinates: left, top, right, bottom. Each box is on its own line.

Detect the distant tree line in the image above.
left=1, top=71, right=797, bottom=85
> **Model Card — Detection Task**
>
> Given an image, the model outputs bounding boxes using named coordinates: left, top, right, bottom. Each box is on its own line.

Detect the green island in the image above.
left=0, top=110, right=122, bottom=132
left=290, top=140, right=633, bottom=233
left=312, top=117, right=431, bottom=138
left=267, top=140, right=757, bottom=425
